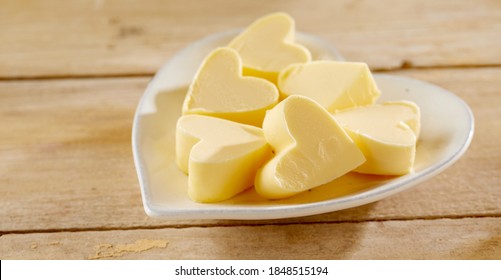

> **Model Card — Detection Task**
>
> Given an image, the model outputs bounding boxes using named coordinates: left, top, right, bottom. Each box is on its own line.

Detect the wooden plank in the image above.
left=0, top=67, right=500, bottom=232
left=0, top=77, right=150, bottom=231
left=1, top=217, right=499, bottom=259
left=1, top=0, right=500, bottom=78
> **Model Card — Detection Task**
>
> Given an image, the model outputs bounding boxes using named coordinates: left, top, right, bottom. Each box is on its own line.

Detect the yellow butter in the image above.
left=333, top=101, right=420, bottom=175
left=176, top=115, right=272, bottom=203
left=228, top=12, right=311, bottom=83
left=278, top=61, right=381, bottom=112
left=183, top=47, right=279, bottom=127
left=255, top=96, right=366, bottom=199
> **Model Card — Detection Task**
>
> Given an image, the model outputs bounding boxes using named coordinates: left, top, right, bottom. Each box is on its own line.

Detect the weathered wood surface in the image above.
left=1, top=0, right=500, bottom=259
left=1, top=218, right=499, bottom=259
left=1, top=0, right=500, bottom=78
left=1, top=68, right=499, bottom=233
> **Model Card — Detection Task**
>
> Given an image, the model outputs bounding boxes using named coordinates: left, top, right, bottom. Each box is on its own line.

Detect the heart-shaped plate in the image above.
left=132, top=30, right=474, bottom=220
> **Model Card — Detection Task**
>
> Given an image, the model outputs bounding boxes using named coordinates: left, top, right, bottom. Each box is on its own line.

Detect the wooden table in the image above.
left=1, top=0, right=500, bottom=259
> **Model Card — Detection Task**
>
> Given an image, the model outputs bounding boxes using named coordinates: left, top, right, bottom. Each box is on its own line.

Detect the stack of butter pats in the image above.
left=175, top=12, right=420, bottom=203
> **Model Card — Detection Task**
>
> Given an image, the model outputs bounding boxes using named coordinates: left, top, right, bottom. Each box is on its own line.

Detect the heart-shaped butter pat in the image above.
left=183, top=47, right=279, bottom=127
left=255, top=95, right=366, bottom=199
left=333, top=101, right=421, bottom=175
left=176, top=115, right=272, bottom=203
left=278, top=61, right=381, bottom=112
left=228, top=12, right=311, bottom=83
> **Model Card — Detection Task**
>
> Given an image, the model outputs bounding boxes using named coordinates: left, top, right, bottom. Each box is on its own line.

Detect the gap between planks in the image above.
left=0, top=72, right=153, bottom=81
left=2, top=214, right=500, bottom=236
left=1, top=64, right=501, bottom=82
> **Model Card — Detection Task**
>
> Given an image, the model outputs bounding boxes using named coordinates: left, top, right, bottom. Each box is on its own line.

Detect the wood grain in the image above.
left=1, top=68, right=499, bottom=232
left=1, top=217, right=499, bottom=259
left=1, top=0, right=500, bottom=78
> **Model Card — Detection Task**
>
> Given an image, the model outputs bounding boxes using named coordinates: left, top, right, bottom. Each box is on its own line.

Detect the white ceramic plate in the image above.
left=132, top=31, right=474, bottom=220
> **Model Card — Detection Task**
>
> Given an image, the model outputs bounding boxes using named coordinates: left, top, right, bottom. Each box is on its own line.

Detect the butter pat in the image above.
left=228, top=12, right=311, bottom=83
left=333, top=101, right=420, bottom=175
left=255, top=96, right=365, bottom=199
left=176, top=115, right=272, bottom=203
left=183, top=47, right=279, bottom=127
left=278, top=61, right=381, bottom=112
